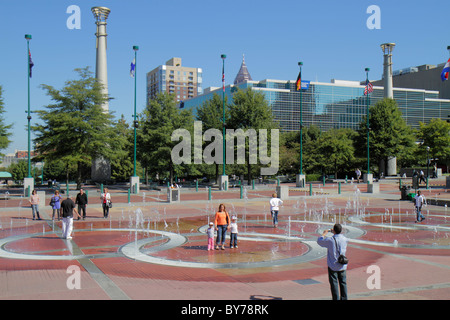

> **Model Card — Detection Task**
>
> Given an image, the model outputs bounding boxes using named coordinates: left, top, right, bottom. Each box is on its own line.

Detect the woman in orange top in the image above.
left=214, top=204, right=230, bottom=250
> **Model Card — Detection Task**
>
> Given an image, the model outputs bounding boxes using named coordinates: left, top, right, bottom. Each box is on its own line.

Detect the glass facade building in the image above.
left=183, top=79, right=450, bottom=132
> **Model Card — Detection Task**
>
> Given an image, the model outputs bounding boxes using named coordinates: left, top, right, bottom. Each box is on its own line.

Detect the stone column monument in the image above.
left=91, top=6, right=111, bottom=181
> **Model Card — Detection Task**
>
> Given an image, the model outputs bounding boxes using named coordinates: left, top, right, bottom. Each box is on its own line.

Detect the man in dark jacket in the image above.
left=75, top=188, right=88, bottom=220
left=61, top=196, right=80, bottom=240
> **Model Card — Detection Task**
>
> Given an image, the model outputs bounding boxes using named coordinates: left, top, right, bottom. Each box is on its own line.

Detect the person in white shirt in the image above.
left=269, top=193, right=283, bottom=227
left=229, top=216, right=238, bottom=248
left=414, top=190, right=425, bottom=223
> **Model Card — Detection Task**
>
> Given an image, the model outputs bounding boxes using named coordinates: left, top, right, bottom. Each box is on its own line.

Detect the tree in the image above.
left=227, top=88, right=278, bottom=183
left=0, top=86, right=12, bottom=159
left=196, top=93, right=230, bottom=182
left=417, top=118, right=450, bottom=172
left=357, top=98, right=415, bottom=174
left=137, top=92, right=193, bottom=184
left=110, top=115, right=134, bottom=181
left=317, top=128, right=356, bottom=178
left=32, top=67, right=115, bottom=188
left=8, top=161, right=27, bottom=181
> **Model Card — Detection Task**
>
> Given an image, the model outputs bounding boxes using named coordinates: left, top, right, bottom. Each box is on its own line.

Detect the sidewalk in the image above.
left=0, top=178, right=449, bottom=301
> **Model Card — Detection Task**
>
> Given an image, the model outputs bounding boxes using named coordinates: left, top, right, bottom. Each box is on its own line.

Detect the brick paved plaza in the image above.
left=0, top=178, right=449, bottom=302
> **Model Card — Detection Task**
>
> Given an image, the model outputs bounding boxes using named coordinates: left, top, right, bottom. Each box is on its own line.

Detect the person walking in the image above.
left=317, top=223, right=348, bottom=300
left=206, top=222, right=215, bottom=251
left=29, top=190, right=41, bottom=220
left=214, top=204, right=230, bottom=250
left=414, top=190, right=426, bottom=223
left=355, top=168, right=361, bottom=183
left=100, top=187, right=111, bottom=218
left=50, top=190, right=62, bottom=221
left=61, top=196, right=81, bottom=240
left=269, top=193, right=283, bottom=227
left=75, top=188, right=88, bottom=220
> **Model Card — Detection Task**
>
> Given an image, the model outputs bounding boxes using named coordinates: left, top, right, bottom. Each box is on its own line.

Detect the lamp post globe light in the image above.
left=24, top=34, right=34, bottom=197
left=130, top=45, right=140, bottom=194
left=219, top=54, right=228, bottom=191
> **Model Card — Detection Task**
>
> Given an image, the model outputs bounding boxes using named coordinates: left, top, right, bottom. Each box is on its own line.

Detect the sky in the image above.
left=1, top=0, right=449, bottom=155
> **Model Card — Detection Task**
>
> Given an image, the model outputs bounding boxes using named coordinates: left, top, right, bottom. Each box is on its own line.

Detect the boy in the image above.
left=269, top=193, right=283, bottom=227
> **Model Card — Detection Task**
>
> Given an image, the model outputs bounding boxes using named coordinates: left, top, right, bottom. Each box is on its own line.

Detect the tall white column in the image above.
left=91, top=7, right=111, bottom=181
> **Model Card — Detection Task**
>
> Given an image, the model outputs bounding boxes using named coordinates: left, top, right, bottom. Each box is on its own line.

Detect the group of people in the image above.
left=28, top=187, right=112, bottom=239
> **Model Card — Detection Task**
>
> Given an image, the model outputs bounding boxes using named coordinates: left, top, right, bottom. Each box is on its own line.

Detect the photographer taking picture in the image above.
left=317, top=223, right=348, bottom=300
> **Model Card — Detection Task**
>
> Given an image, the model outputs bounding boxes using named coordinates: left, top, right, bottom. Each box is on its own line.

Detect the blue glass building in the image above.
left=183, top=78, right=450, bottom=132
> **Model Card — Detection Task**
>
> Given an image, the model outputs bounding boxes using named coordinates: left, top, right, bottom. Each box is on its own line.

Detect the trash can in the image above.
left=167, top=187, right=180, bottom=203
left=400, top=185, right=410, bottom=200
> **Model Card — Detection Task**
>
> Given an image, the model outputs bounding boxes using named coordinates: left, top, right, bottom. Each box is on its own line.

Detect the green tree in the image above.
left=357, top=98, right=415, bottom=174
left=32, top=67, right=115, bottom=188
left=8, top=161, right=27, bottom=181
left=110, top=115, right=134, bottom=181
left=227, top=88, right=278, bottom=183
left=138, top=92, right=193, bottom=184
left=196, top=93, right=230, bottom=182
left=0, top=85, right=12, bottom=159
left=317, top=128, right=356, bottom=178
left=417, top=118, right=450, bottom=172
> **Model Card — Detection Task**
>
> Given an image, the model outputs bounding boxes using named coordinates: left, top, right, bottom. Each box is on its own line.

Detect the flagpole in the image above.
left=25, top=34, right=32, bottom=179
left=132, top=45, right=139, bottom=178
left=221, top=54, right=226, bottom=177
left=298, top=61, right=303, bottom=175
left=365, top=67, right=370, bottom=175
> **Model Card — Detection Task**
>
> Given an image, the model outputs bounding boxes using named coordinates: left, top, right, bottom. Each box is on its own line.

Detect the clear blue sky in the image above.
left=1, top=0, right=449, bottom=155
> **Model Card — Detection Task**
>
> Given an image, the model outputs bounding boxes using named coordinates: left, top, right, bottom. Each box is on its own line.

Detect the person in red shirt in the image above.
left=214, top=204, right=230, bottom=250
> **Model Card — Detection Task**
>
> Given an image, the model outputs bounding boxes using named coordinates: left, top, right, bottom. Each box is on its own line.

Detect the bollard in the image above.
left=309, top=183, right=312, bottom=196
left=426, top=177, right=429, bottom=189
left=208, top=187, right=211, bottom=201
left=240, top=185, right=243, bottom=199
left=338, top=182, right=341, bottom=194
left=323, top=176, right=326, bottom=186
left=345, top=175, right=348, bottom=183
left=196, top=180, right=198, bottom=192
left=86, top=190, right=89, bottom=201
left=128, top=189, right=131, bottom=203
left=399, top=178, right=402, bottom=188
left=277, top=178, right=280, bottom=186
left=66, top=184, right=69, bottom=197
left=225, top=180, right=228, bottom=191
left=100, top=183, right=104, bottom=194
left=252, top=179, right=255, bottom=190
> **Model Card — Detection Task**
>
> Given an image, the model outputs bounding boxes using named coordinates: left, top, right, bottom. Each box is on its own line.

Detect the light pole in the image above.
left=298, top=61, right=303, bottom=175
left=25, top=34, right=32, bottom=178
left=426, top=146, right=430, bottom=187
left=219, top=54, right=228, bottom=191
left=130, top=45, right=139, bottom=194
left=132, top=45, right=139, bottom=177
left=365, top=67, right=370, bottom=175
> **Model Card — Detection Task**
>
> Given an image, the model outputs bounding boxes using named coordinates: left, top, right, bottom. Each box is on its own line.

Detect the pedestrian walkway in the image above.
left=0, top=178, right=449, bottom=302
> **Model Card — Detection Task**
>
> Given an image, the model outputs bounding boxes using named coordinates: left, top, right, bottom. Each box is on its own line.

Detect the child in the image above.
left=269, top=193, right=283, bottom=227
left=229, top=216, right=238, bottom=248
left=207, top=222, right=215, bottom=250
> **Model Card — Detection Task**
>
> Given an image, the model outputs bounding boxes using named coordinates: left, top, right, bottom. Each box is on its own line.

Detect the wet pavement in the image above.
left=0, top=178, right=449, bottom=301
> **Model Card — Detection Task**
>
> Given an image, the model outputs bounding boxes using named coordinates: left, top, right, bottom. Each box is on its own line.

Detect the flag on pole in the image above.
left=364, top=79, right=373, bottom=95
left=441, top=58, right=450, bottom=81
left=296, top=70, right=301, bottom=91
left=28, top=49, right=34, bottom=78
left=130, top=58, right=136, bottom=78
left=222, top=64, right=225, bottom=92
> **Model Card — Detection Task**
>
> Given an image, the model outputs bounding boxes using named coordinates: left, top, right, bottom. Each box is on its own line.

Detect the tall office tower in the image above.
left=91, top=6, right=111, bottom=181
left=92, top=6, right=110, bottom=111
left=146, top=58, right=203, bottom=105
left=381, top=43, right=396, bottom=176
left=234, top=55, right=252, bottom=85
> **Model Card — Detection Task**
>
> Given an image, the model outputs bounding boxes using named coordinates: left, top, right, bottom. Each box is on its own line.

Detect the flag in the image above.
left=296, top=70, right=301, bottom=91
left=441, top=58, right=450, bottom=81
left=130, top=58, right=136, bottom=78
left=364, top=79, right=373, bottom=95
left=28, top=49, right=34, bottom=78
left=222, top=64, right=225, bottom=92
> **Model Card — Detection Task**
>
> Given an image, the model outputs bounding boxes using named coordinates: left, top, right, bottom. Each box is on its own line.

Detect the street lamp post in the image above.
left=24, top=34, right=34, bottom=197
left=219, top=54, right=228, bottom=190
left=365, top=67, right=370, bottom=175
left=130, top=45, right=140, bottom=194
left=426, top=146, right=430, bottom=189
left=296, top=62, right=305, bottom=188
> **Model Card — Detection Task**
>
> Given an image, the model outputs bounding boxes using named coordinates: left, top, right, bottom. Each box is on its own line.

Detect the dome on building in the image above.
left=234, top=54, right=252, bottom=85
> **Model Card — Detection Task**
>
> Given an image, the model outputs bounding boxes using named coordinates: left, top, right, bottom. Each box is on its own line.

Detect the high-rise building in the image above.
left=146, top=57, right=203, bottom=105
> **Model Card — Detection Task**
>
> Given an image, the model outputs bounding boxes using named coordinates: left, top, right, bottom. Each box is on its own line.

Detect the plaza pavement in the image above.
left=0, top=177, right=448, bottom=303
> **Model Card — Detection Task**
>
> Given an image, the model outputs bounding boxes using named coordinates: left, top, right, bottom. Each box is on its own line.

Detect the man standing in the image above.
left=414, top=190, right=425, bottom=223
left=317, top=223, right=348, bottom=300
left=75, top=188, right=88, bottom=220
left=61, top=196, right=81, bottom=240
